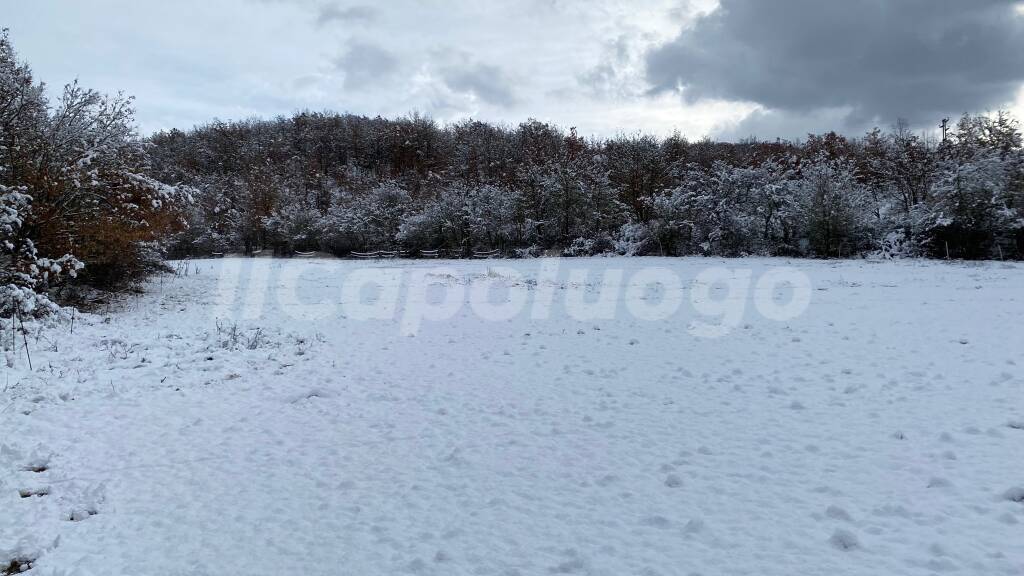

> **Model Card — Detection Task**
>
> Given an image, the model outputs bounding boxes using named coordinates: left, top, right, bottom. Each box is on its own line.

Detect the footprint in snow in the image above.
left=997, top=512, right=1019, bottom=524
left=829, top=529, right=860, bottom=551
left=2, top=559, right=34, bottom=575
left=1003, top=486, right=1024, bottom=503
left=825, top=505, right=853, bottom=522
left=21, top=452, right=51, bottom=473
left=683, top=518, right=705, bottom=534
left=67, top=508, right=98, bottom=522
left=431, top=550, right=452, bottom=563
left=550, top=557, right=588, bottom=574
left=640, top=515, right=672, bottom=529
left=18, top=487, right=49, bottom=498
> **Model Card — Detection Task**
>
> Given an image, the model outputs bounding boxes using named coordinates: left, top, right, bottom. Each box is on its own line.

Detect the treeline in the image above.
left=4, top=28, right=1024, bottom=319
left=1, top=31, right=187, bottom=316
left=150, top=110, right=1024, bottom=261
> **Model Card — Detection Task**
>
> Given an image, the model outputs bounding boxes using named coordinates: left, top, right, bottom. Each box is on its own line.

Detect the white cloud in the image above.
left=3, top=0, right=731, bottom=136
left=5, top=0, right=1020, bottom=140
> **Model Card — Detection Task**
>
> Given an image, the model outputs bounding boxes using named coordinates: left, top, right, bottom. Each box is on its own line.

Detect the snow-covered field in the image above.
left=2, top=257, right=1023, bottom=576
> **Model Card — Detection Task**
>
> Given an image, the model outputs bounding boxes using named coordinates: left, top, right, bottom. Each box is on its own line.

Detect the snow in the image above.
left=2, top=256, right=1023, bottom=575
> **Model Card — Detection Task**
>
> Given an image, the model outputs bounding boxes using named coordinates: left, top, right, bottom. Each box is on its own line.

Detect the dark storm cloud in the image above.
left=334, top=42, right=399, bottom=89
left=440, top=62, right=518, bottom=108
left=646, top=0, right=1024, bottom=126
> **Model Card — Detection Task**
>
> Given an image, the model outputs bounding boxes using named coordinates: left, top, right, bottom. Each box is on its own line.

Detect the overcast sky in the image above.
left=6, top=0, right=1024, bottom=140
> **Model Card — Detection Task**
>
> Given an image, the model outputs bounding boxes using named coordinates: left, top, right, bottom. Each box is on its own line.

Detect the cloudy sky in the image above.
left=6, top=0, right=1024, bottom=140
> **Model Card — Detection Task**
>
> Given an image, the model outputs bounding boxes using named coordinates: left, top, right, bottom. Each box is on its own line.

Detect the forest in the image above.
left=149, top=111, right=1024, bottom=263
left=3, top=29, right=1024, bottom=316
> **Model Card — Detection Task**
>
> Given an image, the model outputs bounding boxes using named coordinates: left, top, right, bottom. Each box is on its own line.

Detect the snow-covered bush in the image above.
left=513, top=245, right=544, bottom=259
left=793, top=156, right=876, bottom=257
left=563, top=237, right=595, bottom=257
left=915, top=146, right=1016, bottom=259
left=1, top=30, right=187, bottom=298
left=874, top=230, right=915, bottom=259
left=263, top=203, right=324, bottom=253
left=0, top=185, right=82, bottom=317
left=562, top=235, right=614, bottom=257
left=144, top=102, right=1024, bottom=262
left=614, top=222, right=657, bottom=256
left=464, top=184, right=520, bottom=249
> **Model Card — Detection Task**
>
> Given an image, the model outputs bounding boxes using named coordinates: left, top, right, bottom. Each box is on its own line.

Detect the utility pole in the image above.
left=940, top=118, right=949, bottom=142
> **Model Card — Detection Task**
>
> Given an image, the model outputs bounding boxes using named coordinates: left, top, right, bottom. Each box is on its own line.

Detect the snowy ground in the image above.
left=2, top=257, right=1023, bottom=576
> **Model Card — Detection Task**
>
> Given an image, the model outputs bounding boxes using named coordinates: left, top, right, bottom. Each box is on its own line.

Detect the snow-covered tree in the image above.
left=0, top=184, right=82, bottom=316
left=0, top=29, right=187, bottom=310
left=915, top=115, right=1019, bottom=258
left=794, top=156, right=875, bottom=257
left=143, top=98, right=1024, bottom=261
left=1, top=31, right=81, bottom=315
